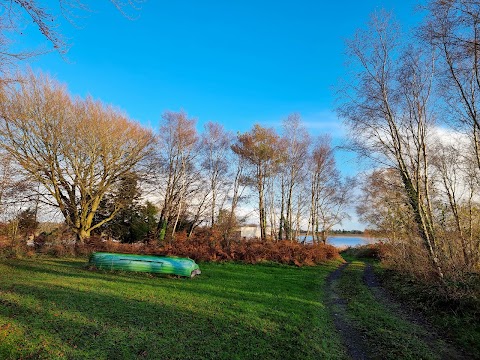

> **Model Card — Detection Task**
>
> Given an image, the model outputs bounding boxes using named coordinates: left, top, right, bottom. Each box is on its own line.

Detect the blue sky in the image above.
left=19, top=0, right=424, bottom=229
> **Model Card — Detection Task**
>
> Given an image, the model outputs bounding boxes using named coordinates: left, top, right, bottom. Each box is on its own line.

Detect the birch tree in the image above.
left=156, top=111, right=198, bottom=241
left=280, top=114, right=310, bottom=240
left=307, top=136, right=350, bottom=244
left=199, top=122, right=232, bottom=227
left=0, top=0, right=143, bottom=62
left=338, top=11, right=445, bottom=279
left=424, top=0, right=480, bottom=171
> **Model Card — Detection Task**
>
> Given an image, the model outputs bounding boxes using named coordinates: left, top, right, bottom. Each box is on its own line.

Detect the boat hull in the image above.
left=89, top=252, right=201, bottom=278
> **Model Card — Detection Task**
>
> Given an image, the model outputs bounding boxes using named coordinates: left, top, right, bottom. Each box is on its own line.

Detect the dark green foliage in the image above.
left=104, top=201, right=158, bottom=243
left=95, top=173, right=158, bottom=243
left=340, top=244, right=387, bottom=261
left=16, top=208, right=39, bottom=235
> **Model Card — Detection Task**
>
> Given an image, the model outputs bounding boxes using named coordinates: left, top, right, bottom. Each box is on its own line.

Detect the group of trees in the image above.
left=0, top=72, right=156, bottom=243
left=0, top=72, right=349, bottom=246
left=0, top=0, right=150, bottom=249
left=0, top=1, right=351, bottom=248
left=341, top=1, right=480, bottom=281
left=149, top=109, right=352, bottom=244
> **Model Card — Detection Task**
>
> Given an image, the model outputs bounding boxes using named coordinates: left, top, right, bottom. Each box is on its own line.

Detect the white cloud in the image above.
left=301, top=110, right=345, bottom=135
left=249, top=109, right=348, bottom=139
left=431, top=125, right=468, bottom=147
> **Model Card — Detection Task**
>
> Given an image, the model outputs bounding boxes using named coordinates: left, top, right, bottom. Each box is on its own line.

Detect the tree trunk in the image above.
left=401, top=172, right=445, bottom=280
left=286, top=181, right=294, bottom=241
left=157, top=215, right=168, bottom=242
left=75, top=228, right=90, bottom=245
left=211, top=179, right=217, bottom=227
left=320, top=229, right=327, bottom=245
left=258, top=178, right=266, bottom=242
left=279, top=179, right=285, bottom=241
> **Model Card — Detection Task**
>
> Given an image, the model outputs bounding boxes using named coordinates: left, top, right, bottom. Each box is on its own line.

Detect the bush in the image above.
left=343, top=241, right=480, bottom=302
left=158, top=229, right=340, bottom=265
left=33, top=228, right=340, bottom=266
left=341, top=243, right=389, bottom=260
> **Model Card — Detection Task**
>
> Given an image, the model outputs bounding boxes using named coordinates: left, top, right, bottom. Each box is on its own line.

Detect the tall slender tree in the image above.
left=423, top=0, right=480, bottom=171
left=280, top=113, right=310, bottom=240
left=339, top=11, right=444, bottom=279
left=232, top=124, right=281, bottom=241
left=156, top=111, right=198, bottom=241
left=199, top=122, right=232, bottom=227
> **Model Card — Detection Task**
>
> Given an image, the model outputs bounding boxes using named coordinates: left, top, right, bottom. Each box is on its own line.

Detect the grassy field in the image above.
left=0, top=257, right=347, bottom=360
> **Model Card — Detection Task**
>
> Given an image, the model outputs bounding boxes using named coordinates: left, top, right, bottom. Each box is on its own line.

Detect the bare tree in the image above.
left=0, top=0, right=143, bottom=79
left=0, top=1, right=144, bottom=52
left=423, top=0, right=480, bottom=170
left=431, top=138, right=480, bottom=270
left=279, top=113, right=310, bottom=240
left=199, top=122, right=232, bottom=227
left=356, top=168, right=414, bottom=242
left=421, top=0, right=480, bottom=274
left=0, top=148, right=35, bottom=251
left=0, top=151, right=15, bottom=217
left=156, top=111, right=198, bottom=241
left=0, top=72, right=155, bottom=243
left=307, top=136, right=351, bottom=244
left=220, top=152, right=248, bottom=243
left=338, top=11, right=445, bottom=279
left=265, top=168, right=279, bottom=240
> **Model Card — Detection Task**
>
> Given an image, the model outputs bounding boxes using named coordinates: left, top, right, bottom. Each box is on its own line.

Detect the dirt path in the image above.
left=325, top=261, right=468, bottom=360
left=325, top=262, right=368, bottom=360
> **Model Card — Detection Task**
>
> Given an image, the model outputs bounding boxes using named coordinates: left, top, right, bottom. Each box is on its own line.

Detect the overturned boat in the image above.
left=89, top=252, right=201, bottom=278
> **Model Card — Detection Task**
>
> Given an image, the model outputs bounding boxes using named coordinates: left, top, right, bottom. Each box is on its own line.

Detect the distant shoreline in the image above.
left=298, top=234, right=378, bottom=239
left=328, top=235, right=382, bottom=240
left=328, top=234, right=368, bottom=238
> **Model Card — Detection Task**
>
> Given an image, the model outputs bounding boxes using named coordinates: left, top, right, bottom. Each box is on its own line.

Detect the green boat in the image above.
left=89, top=252, right=201, bottom=278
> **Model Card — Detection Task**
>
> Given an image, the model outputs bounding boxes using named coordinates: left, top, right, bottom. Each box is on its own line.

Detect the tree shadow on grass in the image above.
left=3, top=260, right=328, bottom=322
left=3, top=259, right=329, bottom=311
left=1, top=259, right=172, bottom=287
left=0, top=277, right=341, bottom=360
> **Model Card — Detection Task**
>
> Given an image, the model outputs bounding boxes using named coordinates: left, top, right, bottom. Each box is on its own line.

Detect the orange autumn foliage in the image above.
left=76, top=228, right=340, bottom=266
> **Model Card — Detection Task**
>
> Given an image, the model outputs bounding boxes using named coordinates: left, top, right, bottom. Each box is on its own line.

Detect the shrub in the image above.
left=341, top=243, right=389, bottom=260
left=64, top=228, right=340, bottom=266
left=150, top=229, right=339, bottom=266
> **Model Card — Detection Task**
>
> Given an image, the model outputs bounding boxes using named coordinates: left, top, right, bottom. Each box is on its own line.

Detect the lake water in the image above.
left=301, top=236, right=376, bottom=248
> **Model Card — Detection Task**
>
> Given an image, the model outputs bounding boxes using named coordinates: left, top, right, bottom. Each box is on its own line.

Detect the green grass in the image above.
left=0, top=257, right=347, bottom=360
left=335, top=261, right=460, bottom=360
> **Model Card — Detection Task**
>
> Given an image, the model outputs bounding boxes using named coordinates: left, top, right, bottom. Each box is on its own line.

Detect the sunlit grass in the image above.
left=0, top=258, right=346, bottom=359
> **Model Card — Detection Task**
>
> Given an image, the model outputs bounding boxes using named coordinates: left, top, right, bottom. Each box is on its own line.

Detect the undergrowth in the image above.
left=379, top=268, right=480, bottom=358
left=3, top=228, right=340, bottom=266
